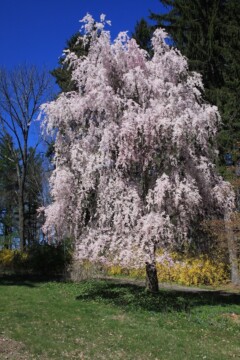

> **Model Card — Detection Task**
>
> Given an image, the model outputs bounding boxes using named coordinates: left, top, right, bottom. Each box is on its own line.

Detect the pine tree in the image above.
left=24, top=149, right=44, bottom=246
left=132, top=18, right=154, bottom=56
left=0, top=134, right=18, bottom=248
left=51, top=33, right=90, bottom=93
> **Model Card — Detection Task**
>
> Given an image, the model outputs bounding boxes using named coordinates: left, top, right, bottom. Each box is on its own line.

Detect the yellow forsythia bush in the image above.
left=155, top=256, right=229, bottom=286
left=0, top=249, right=29, bottom=270
left=106, top=253, right=229, bottom=286
left=0, top=249, right=15, bottom=267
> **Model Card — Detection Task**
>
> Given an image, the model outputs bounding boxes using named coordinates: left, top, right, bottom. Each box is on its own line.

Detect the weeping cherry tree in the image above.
left=41, top=14, right=235, bottom=291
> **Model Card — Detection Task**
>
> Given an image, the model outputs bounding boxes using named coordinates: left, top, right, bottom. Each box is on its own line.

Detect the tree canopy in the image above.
left=41, top=14, right=234, bottom=289
left=0, top=65, right=51, bottom=249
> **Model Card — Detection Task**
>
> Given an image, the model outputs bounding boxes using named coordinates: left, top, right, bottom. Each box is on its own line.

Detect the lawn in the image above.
left=0, top=276, right=239, bottom=359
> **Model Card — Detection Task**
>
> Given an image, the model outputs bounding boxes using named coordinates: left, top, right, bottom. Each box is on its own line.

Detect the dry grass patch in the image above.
left=222, top=312, right=240, bottom=324
left=0, top=337, right=34, bottom=360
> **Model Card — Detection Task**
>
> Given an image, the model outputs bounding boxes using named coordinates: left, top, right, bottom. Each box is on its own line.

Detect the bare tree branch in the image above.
left=0, top=64, right=52, bottom=250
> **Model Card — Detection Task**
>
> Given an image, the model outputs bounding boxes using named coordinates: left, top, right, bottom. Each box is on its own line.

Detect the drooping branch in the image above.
left=41, top=14, right=235, bottom=291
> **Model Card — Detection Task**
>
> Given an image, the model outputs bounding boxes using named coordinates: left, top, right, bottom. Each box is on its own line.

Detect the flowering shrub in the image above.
left=106, top=253, right=229, bottom=286
left=156, top=256, right=229, bottom=286
left=0, top=249, right=29, bottom=271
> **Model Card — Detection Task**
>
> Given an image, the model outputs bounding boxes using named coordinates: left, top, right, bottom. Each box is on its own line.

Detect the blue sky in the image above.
left=0, top=0, right=165, bottom=71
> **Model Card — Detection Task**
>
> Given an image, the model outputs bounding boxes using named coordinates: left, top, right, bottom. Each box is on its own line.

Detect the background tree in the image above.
left=150, top=0, right=240, bottom=159
left=132, top=18, right=154, bottom=55
left=0, top=65, right=51, bottom=250
left=24, top=148, right=45, bottom=246
left=41, top=14, right=235, bottom=291
left=0, top=134, right=18, bottom=248
left=51, top=33, right=90, bottom=93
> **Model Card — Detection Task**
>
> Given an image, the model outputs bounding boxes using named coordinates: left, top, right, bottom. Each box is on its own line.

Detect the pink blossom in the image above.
left=40, top=14, right=234, bottom=267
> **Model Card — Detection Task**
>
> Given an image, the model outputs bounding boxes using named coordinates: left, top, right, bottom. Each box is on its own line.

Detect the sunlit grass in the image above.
left=0, top=276, right=239, bottom=359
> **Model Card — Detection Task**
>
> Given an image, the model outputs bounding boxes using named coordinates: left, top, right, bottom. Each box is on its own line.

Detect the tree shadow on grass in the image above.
left=0, top=274, right=63, bottom=288
left=75, top=279, right=240, bottom=313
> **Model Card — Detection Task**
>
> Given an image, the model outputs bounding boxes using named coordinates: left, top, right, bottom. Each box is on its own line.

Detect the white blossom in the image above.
left=40, top=14, right=234, bottom=267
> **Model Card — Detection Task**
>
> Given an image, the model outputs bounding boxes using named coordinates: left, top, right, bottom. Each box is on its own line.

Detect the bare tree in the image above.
left=0, top=65, right=52, bottom=250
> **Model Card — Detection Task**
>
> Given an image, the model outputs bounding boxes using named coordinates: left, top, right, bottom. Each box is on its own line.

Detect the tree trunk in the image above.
left=3, top=224, right=11, bottom=249
left=17, top=152, right=27, bottom=252
left=224, top=213, right=240, bottom=285
left=145, top=262, right=159, bottom=292
left=18, top=190, right=25, bottom=251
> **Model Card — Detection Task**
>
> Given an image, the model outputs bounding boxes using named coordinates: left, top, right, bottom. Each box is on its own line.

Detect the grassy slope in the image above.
left=0, top=277, right=239, bottom=359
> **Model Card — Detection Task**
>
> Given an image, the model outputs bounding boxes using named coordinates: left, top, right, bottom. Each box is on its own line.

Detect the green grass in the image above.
left=0, top=276, right=240, bottom=359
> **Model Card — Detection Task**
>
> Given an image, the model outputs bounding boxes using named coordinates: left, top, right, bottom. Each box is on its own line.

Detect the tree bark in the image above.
left=145, top=262, right=159, bottom=292
left=18, top=191, right=25, bottom=251
left=224, top=212, right=240, bottom=285
left=17, top=161, right=26, bottom=252
left=3, top=225, right=10, bottom=249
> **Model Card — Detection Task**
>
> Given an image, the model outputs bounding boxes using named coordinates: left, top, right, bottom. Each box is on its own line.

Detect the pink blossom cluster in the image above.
left=41, top=14, right=234, bottom=267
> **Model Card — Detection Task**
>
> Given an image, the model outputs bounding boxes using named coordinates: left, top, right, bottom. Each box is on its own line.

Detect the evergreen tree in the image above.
left=0, top=134, right=45, bottom=248
left=132, top=18, right=154, bottom=56
left=0, top=134, right=18, bottom=248
left=24, top=149, right=44, bottom=246
left=51, top=33, right=90, bottom=93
